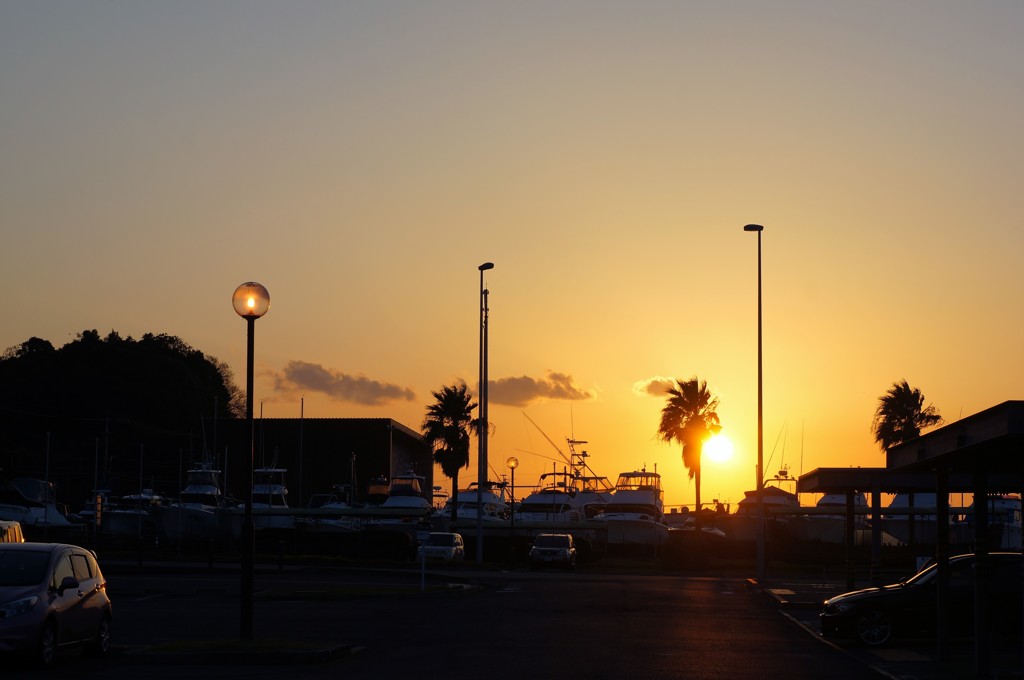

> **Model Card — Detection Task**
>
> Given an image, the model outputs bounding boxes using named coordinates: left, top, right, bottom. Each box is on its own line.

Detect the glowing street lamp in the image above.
left=742, top=224, right=766, bottom=582
left=231, top=281, right=270, bottom=641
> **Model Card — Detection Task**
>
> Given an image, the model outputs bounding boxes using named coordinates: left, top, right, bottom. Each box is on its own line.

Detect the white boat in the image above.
left=386, top=471, right=428, bottom=500
left=793, top=490, right=899, bottom=546
left=883, top=492, right=939, bottom=546
left=722, top=469, right=805, bottom=542
left=151, top=463, right=231, bottom=541
left=958, top=494, right=1022, bottom=550
left=513, top=438, right=612, bottom=524
left=79, top=490, right=167, bottom=538
left=514, top=472, right=585, bottom=523
left=440, top=481, right=509, bottom=522
left=246, top=468, right=292, bottom=530
left=0, top=477, right=73, bottom=529
left=804, top=492, right=878, bottom=545
left=297, top=484, right=361, bottom=533
left=593, top=468, right=669, bottom=549
left=366, top=470, right=433, bottom=531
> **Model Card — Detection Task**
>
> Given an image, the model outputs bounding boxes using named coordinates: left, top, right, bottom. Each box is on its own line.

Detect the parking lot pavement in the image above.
left=754, top=573, right=1024, bottom=680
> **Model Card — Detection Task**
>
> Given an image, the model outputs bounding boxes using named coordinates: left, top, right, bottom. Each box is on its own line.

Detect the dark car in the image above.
left=820, top=552, right=1022, bottom=646
left=0, top=543, right=112, bottom=666
left=528, top=533, right=577, bottom=570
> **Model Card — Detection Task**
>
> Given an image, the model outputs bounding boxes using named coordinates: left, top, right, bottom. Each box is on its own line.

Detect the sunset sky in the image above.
left=4, top=2, right=1023, bottom=510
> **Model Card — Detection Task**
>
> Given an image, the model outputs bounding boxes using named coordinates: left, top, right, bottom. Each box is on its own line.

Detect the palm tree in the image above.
left=422, top=383, right=477, bottom=522
left=871, top=379, right=943, bottom=451
left=657, top=377, right=721, bottom=526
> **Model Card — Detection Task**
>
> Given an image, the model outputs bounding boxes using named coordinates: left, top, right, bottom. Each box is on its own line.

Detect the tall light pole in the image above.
left=477, top=262, right=494, bottom=564
left=743, top=224, right=766, bottom=582
left=232, top=281, right=270, bottom=641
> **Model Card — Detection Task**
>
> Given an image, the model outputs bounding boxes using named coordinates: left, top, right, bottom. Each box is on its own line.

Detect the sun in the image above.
left=704, top=433, right=734, bottom=463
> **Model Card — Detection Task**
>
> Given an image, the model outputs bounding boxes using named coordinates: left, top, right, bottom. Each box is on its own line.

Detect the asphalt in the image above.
left=99, top=558, right=1023, bottom=678
left=753, top=571, right=1024, bottom=680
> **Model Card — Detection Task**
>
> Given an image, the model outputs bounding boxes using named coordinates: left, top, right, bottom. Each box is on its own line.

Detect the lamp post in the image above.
left=743, top=224, right=766, bottom=582
left=477, top=262, right=494, bottom=564
left=231, top=281, right=270, bottom=641
left=506, top=456, right=518, bottom=562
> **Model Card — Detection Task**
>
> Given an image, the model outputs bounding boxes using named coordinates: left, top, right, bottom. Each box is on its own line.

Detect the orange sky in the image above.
left=3, top=3, right=1024, bottom=509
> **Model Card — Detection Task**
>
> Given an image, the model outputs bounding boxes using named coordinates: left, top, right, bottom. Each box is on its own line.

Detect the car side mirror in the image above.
left=57, top=575, right=79, bottom=595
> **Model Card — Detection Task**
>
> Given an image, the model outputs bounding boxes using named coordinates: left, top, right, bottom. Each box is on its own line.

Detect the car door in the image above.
left=49, top=550, right=89, bottom=644
left=68, top=550, right=104, bottom=640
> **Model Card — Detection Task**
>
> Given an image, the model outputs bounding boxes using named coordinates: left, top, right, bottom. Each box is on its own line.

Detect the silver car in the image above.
left=417, top=532, right=465, bottom=562
left=0, top=543, right=112, bottom=666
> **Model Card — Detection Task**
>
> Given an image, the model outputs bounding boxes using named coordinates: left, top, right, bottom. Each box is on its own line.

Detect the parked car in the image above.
left=418, top=532, right=465, bottom=562
left=0, top=543, right=112, bottom=666
left=820, top=552, right=1022, bottom=646
left=528, top=533, right=577, bottom=570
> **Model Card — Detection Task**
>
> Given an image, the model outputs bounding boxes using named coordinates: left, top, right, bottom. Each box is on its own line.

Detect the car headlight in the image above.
left=1, top=596, right=38, bottom=619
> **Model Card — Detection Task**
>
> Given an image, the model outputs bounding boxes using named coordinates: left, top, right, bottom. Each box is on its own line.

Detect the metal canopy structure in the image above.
left=888, top=399, right=1024, bottom=484
left=797, top=401, right=1024, bottom=679
left=800, top=401, right=1024, bottom=494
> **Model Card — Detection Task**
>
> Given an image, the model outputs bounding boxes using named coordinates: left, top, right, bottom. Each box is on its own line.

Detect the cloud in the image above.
left=490, top=371, right=595, bottom=407
left=272, top=360, right=416, bottom=406
left=633, top=376, right=676, bottom=398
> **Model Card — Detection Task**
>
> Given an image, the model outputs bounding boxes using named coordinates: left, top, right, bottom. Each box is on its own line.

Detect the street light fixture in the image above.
left=477, top=262, right=493, bottom=564
left=742, top=224, right=766, bottom=582
left=232, top=281, right=270, bottom=641
left=506, top=456, right=518, bottom=561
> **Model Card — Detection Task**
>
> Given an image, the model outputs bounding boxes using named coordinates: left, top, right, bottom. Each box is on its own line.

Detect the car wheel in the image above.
left=85, top=613, right=111, bottom=657
left=855, top=609, right=893, bottom=646
left=36, top=619, right=57, bottom=667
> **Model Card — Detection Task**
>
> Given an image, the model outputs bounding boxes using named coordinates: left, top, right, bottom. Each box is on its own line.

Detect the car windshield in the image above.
left=0, top=550, right=51, bottom=586
left=534, top=535, right=569, bottom=548
left=429, top=534, right=455, bottom=546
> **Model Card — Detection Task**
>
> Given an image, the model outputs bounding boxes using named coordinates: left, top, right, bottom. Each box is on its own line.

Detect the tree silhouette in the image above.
left=1, top=330, right=243, bottom=425
left=657, top=377, right=720, bottom=526
left=0, top=330, right=244, bottom=493
left=421, top=383, right=476, bottom=522
left=871, top=379, right=943, bottom=451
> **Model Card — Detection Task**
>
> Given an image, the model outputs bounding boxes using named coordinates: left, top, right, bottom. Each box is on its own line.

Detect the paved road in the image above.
left=9, top=564, right=888, bottom=680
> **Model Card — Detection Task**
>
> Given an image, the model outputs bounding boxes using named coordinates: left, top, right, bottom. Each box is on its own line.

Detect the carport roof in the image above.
left=798, top=400, right=1024, bottom=495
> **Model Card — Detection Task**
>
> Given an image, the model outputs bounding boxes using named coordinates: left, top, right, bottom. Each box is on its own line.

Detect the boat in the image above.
left=514, top=471, right=586, bottom=523
left=366, top=470, right=433, bottom=531
left=0, top=477, right=88, bottom=543
left=513, top=438, right=612, bottom=524
left=957, top=494, right=1022, bottom=550
left=151, top=462, right=231, bottom=541
left=78, top=489, right=167, bottom=538
left=296, top=484, right=361, bottom=533
left=804, top=491, right=884, bottom=545
left=365, top=475, right=391, bottom=507
left=721, top=468, right=806, bottom=543
left=563, top=438, right=614, bottom=519
left=0, top=477, right=75, bottom=532
left=246, top=467, right=293, bottom=531
left=592, top=467, right=669, bottom=550
left=439, top=481, right=509, bottom=523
